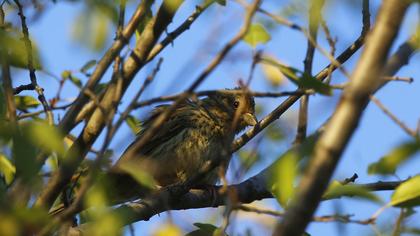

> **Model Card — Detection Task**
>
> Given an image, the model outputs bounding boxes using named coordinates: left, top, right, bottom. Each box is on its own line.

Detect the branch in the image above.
left=34, top=0, right=181, bottom=209
left=274, top=1, right=411, bottom=235
left=14, top=0, right=53, bottom=124
left=146, top=1, right=215, bottom=62
left=1, top=5, right=16, bottom=122
left=58, top=0, right=154, bottom=133
left=294, top=0, right=325, bottom=145
left=232, top=0, right=371, bottom=152
left=133, top=90, right=309, bottom=109
left=117, top=0, right=262, bottom=168
left=69, top=176, right=405, bottom=234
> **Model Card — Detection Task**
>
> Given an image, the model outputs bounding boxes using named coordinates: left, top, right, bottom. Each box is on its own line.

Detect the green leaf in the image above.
left=215, top=0, right=226, bottom=6
left=243, top=24, right=271, bottom=48
left=391, top=176, right=420, bottom=207
left=61, top=70, right=83, bottom=88
left=80, top=59, right=97, bottom=74
left=12, top=129, right=38, bottom=183
left=260, top=58, right=332, bottom=95
left=185, top=223, right=223, bottom=236
left=368, top=140, right=420, bottom=175
left=118, top=160, right=157, bottom=190
left=269, top=152, right=298, bottom=208
left=0, top=153, right=16, bottom=185
left=0, top=30, right=42, bottom=69
left=125, top=115, right=141, bottom=134
left=14, top=95, right=40, bottom=110
left=323, top=180, right=382, bottom=203
left=25, top=122, right=65, bottom=156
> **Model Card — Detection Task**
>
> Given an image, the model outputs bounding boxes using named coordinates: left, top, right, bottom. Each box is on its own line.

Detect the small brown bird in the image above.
left=107, top=88, right=257, bottom=202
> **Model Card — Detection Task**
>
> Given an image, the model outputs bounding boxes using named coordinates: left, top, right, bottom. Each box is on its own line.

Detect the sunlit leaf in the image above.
left=62, top=70, right=83, bottom=88
left=269, top=152, right=298, bottom=208
left=14, top=96, right=40, bottom=110
left=0, top=215, right=18, bottom=236
left=72, top=6, right=114, bottom=51
left=368, top=140, right=420, bottom=175
left=125, top=115, right=141, bottom=134
left=243, top=24, right=271, bottom=48
left=260, top=58, right=332, bottom=95
left=323, top=180, right=382, bottom=203
left=0, top=153, right=15, bottom=185
left=391, top=176, right=420, bottom=207
left=26, top=122, right=65, bottom=156
left=0, top=30, right=42, bottom=69
left=185, top=223, right=223, bottom=236
left=154, top=223, right=182, bottom=236
left=85, top=183, right=123, bottom=236
left=261, top=60, right=286, bottom=86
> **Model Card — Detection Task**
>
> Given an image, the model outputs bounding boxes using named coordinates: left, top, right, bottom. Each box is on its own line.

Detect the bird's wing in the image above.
left=116, top=102, right=198, bottom=164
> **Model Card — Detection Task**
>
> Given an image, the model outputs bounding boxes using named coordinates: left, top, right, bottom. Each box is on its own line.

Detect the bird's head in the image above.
left=204, top=88, right=257, bottom=133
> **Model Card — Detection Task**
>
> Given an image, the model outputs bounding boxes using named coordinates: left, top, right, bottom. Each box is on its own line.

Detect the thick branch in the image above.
left=274, top=1, right=411, bottom=235
left=34, top=0, right=182, bottom=209
left=58, top=0, right=154, bottom=133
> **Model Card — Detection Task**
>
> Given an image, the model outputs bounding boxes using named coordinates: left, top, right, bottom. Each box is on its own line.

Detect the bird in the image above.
left=106, top=88, right=257, bottom=203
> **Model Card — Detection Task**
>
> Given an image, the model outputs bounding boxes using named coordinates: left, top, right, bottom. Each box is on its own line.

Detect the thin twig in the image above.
left=109, top=58, right=163, bottom=138
left=370, top=95, right=417, bottom=137
left=13, top=0, right=53, bottom=124
left=294, top=0, right=325, bottom=145
left=383, top=76, right=414, bottom=83
left=134, top=90, right=310, bottom=109
left=120, top=0, right=263, bottom=164
left=59, top=0, right=154, bottom=133
left=146, top=1, right=215, bottom=62
left=235, top=205, right=374, bottom=225
left=231, top=0, right=371, bottom=152
left=17, top=103, right=74, bottom=120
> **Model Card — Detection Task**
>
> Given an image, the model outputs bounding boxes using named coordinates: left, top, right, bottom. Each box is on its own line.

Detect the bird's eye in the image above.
left=233, top=101, right=240, bottom=109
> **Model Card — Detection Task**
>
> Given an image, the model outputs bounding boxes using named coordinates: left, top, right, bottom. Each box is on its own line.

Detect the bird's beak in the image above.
left=243, top=113, right=257, bottom=126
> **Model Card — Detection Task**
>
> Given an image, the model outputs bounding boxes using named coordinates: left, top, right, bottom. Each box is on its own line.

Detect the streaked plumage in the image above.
left=108, top=89, right=257, bottom=202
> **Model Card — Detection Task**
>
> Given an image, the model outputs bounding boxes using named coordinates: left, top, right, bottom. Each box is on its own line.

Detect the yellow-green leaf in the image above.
left=14, top=96, right=40, bottom=110
left=125, top=115, right=141, bottom=134
left=80, top=59, right=97, bottom=74
left=368, top=140, right=420, bottom=175
left=0, top=30, right=42, bottom=69
left=154, top=223, right=182, bottom=236
left=391, top=176, right=420, bottom=207
left=243, top=24, right=271, bottom=48
left=26, top=122, right=65, bottom=156
left=0, top=153, right=16, bottom=185
left=269, top=152, right=297, bottom=208
left=260, top=57, right=332, bottom=95
left=323, top=180, right=382, bottom=203
left=118, top=160, right=157, bottom=190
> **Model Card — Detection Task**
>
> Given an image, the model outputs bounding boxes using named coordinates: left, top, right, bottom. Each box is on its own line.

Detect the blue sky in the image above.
left=8, top=0, right=420, bottom=235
